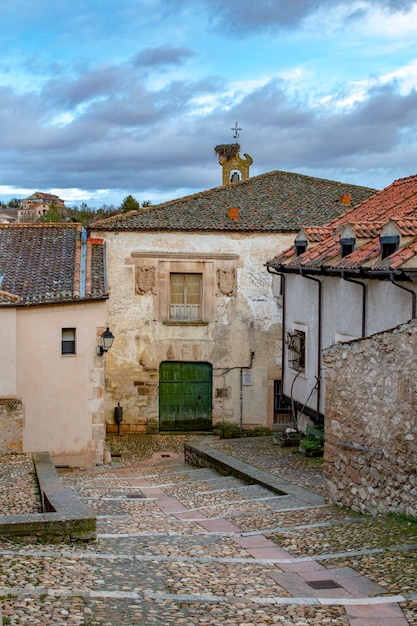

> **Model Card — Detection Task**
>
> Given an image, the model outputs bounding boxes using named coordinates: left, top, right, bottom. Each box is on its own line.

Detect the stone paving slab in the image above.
left=1, top=436, right=416, bottom=624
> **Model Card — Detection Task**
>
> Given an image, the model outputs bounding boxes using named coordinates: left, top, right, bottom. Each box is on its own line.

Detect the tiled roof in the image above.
left=267, top=174, right=417, bottom=276
left=303, top=226, right=333, bottom=242
left=0, top=223, right=107, bottom=305
left=92, top=170, right=376, bottom=233
left=0, top=290, right=19, bottom=304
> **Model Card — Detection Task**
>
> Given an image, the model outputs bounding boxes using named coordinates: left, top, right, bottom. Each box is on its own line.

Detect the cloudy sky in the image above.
left=1, top=0, right=417, bottom=207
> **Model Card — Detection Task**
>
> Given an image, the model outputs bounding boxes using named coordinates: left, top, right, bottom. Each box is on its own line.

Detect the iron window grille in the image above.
left=285, top=330, right=305, bottom=372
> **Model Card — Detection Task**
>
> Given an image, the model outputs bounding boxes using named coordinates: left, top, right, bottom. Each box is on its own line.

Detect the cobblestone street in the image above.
left=0, top=435, right=417, bottom=625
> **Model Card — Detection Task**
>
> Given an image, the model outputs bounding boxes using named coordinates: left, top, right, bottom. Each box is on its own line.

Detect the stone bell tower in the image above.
left=215, top=123, right=253, bottom=186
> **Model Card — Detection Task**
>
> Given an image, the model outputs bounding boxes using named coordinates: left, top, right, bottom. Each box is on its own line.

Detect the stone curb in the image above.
left=184, top=442, right=325, bottom=506
left=0, top=451, right=96, bottom=542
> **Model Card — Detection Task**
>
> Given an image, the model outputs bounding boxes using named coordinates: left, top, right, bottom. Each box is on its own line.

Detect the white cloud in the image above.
left=364, top=3, right=417, bottom=37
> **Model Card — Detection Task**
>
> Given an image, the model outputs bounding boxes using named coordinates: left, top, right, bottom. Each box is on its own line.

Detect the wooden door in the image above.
left=159, top=362, right=212, bottom=431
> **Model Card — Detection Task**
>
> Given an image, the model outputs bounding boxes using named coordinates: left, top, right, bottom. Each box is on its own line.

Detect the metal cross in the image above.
left=231, top=122, right=242, bottom=142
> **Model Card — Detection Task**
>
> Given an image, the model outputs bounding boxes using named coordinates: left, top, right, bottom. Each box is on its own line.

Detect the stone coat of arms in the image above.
left=135, top=265, right=156, bottom=295
left=217, top=268, right=236, bottom=296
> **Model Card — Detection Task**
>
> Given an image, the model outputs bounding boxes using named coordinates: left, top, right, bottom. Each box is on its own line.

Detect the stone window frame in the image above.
left=130, top=252, right=241, bottom=326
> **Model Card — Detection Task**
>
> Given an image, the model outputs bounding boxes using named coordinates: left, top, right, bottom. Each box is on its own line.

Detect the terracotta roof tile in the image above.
left=92, top=170, right=376, bottom=233
left=268, top=174, right=417, bottom=275
left=0, top=223, right=107, bottom=305
left=303, top=226, right=333, bottom=242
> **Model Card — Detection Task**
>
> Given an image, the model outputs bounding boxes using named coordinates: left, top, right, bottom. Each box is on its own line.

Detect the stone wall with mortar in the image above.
left=0, top=398, right=24, bottom=453
left=323, top=319, right=417, bottom=517
left=92, top=229, right=294, bottom=434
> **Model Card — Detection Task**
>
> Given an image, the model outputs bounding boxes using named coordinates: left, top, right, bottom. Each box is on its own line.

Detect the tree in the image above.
left=40, top=203, right=61, bottom=222
left=120, top=195, right=140, bottom=213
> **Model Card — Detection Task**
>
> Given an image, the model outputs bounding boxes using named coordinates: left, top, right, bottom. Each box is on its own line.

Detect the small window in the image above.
left=380, top=236, right=399, bottom=260
left=295, top=240, right=307, bottom=256
left=286, top=330, right=305, bottom=372
left=340, top=237, right=355, bottom=258
left=170, top=273, right=202, bottom=320
left=62, top=328, right=76, bottom=355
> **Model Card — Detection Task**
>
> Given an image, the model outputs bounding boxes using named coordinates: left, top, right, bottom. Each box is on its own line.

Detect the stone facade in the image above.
left=323, top=319, right=417, bottom=517
left=0, top=398, right=24, bottom=453
left=93, top=231, right=291, bottom=434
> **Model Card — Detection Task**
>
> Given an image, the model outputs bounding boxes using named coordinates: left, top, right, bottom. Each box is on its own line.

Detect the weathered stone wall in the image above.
left=92, top=230, right=294, bottom=433
left=323, top=319, right=417, bottom=517
left=0, top=398, right=24, bottom=453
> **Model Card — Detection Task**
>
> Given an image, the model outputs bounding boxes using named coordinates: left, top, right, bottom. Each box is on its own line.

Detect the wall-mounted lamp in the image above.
left=97, top=327, right=115, bottom=356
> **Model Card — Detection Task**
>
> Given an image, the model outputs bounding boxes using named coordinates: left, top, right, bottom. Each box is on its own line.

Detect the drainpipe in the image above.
left=389, top=273, right=416, bottom=319
left=300, top=271, right=322, bottom=422
left=342, top=273, right=366, bottom=337
left=266, top=267, right=286, bottom=403
left=240, top=351, right=255, bottom=438
left=79, top=228, right=88, bottom=298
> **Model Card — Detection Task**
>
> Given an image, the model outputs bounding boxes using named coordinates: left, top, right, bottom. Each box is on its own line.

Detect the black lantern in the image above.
left=98, top=327, right=114, bottom=356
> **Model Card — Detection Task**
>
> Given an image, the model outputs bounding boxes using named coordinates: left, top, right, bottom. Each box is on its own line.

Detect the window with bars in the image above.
left=170, top=273, right=202, bottom=321
left=61, top=328, right=76, bottom=355
left=286, top=330, right=305, bottom=372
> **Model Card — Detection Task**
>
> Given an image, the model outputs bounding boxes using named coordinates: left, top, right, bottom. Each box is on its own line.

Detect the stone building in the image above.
left=91, top=149, right=375, bottom=435
left=18, top=191, right=67, bottom=222
left=0, top=223, right=109, bottom=466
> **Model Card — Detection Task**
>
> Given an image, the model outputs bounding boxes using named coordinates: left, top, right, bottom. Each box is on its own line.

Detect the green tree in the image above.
left=41, top=202, right=61, bottom=222
left=120, top=195, right=140, bottom=213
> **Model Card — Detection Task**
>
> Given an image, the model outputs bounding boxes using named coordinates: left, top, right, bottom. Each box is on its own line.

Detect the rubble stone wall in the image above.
left=0, top=398, right=24, bottom=453
left=323, top=319, right=417, bottom=517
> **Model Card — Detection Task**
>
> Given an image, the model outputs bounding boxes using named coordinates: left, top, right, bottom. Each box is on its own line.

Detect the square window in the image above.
left=62, top=328, right=76, bottom=355
left=170, top=273, right=202, bottom=320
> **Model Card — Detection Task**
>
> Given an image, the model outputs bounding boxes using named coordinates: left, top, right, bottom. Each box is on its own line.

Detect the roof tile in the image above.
left=92, top=170, right=376, bottom=233
left=0, top=223, right=107, bottom=305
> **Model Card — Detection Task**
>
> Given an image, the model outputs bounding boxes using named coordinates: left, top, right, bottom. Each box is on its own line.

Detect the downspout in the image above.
left=79, top=228, right=88, bottom=298
left=300, top=271, right=322, bottom=422
left=266, top=267, right=286, bottom=404
left=389, top=273, right=416, bottom=319
left=240, top=351, right=255, bottom=438
left=342, top=273, right=366, bottom=337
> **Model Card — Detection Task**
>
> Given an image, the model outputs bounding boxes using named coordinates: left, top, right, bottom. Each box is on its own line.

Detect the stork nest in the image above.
left=214, top=144, right=240, bottom=160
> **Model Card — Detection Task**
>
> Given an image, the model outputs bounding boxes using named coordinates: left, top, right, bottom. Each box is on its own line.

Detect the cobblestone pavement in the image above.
left=0, top=435, right=417, bottom=625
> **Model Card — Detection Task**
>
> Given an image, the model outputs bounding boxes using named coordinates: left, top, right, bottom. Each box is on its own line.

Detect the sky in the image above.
left=1, top=0, right=417, bottom=208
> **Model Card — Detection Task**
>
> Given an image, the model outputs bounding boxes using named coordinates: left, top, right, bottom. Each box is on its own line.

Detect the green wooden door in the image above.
left=159, top=362, right=212, bottom=431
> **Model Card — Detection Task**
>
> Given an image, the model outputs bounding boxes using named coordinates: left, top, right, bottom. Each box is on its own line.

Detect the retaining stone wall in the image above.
left=323, top=319, right=417, bottom=517
left=0, top=398, right=23, bottom=453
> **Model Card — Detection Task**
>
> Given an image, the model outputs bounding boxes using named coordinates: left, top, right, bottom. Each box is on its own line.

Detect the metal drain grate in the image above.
left=126, top=493, right=146, bottom=499
left=307, top=579, right=343, bottom=590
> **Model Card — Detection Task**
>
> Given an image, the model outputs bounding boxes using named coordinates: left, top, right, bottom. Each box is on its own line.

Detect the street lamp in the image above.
left=97, top=327, right=114, bottom=356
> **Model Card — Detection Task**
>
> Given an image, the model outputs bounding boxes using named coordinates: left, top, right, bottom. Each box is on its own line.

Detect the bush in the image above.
left=299, top=424, right=324, bottom=457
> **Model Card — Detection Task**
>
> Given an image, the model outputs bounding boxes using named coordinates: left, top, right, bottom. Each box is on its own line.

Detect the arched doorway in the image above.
left=159, top=361, right=213, bottom=431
